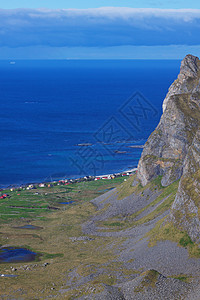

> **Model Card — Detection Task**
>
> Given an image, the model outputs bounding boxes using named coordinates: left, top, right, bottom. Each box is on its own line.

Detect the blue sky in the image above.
left=0, top=1, right=200, bottom=59
left=0, top=0, right=200, bottom=9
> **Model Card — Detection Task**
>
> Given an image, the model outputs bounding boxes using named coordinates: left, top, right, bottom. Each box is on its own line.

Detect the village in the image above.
left=0, top=168, right=137, bottom=198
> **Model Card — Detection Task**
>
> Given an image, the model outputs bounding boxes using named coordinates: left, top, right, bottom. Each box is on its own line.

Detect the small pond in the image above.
left=0, top=247, right=38, bottom=263
left=59, top=201, right=75, bottom=205
left=97, top=188, right=114, bottom=193
left=14, top=225, right=43, bottom=230
left=1, top=274, right=18, bottom=278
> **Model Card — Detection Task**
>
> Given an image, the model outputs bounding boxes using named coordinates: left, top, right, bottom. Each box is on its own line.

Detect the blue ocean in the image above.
left=0, top=60, right=180, bottom=187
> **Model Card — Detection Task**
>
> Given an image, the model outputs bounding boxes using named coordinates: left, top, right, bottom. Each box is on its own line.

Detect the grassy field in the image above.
left=0, top=177, right=133, bottom=299
left=0, top=175, right=195, bottom=299
left=0, top=178, right=124, bottom=223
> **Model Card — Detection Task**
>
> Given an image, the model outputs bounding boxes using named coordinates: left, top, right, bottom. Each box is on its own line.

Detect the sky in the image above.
left=0, top=1, right=200, bottom=59
left=0, top=0, right=200, bottom=9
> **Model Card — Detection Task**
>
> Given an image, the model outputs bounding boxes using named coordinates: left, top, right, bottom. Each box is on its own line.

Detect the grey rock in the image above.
left=137, top=54, right=200, bottom=242
left=118, top=269, right=189, bottom=300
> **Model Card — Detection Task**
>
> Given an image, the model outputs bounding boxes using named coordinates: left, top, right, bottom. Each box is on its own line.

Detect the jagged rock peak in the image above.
left=179, top=54, right=200, bottom=81
left=162, top=54, right=200, bottom=113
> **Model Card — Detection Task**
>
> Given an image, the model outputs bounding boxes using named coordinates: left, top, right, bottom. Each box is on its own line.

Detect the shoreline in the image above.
left=0, top=167, right=138, bottom=192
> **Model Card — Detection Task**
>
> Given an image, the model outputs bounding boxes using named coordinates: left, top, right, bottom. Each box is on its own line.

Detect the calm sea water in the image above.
left=0, top=60, right=180, bottom=187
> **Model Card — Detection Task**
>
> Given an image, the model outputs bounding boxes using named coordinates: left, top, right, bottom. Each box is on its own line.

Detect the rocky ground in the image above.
left=57, top=176, right=200, bottom=299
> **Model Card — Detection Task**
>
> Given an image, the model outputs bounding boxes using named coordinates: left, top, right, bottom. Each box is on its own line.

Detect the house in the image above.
left=0, top=194, right=8, bottom=199
left=102, top=175, right=111, bottom=180
left=39, top=183, right=45, bottom=188
left=59, top=180, right=65, bottom=184
left=122, top=173, right=128, bottom=176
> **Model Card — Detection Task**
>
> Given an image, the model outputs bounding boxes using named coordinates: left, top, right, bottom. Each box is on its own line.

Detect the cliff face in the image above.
left=170, top=128, right=200, bottom=242
left=137, top=54, right=200, bottom=242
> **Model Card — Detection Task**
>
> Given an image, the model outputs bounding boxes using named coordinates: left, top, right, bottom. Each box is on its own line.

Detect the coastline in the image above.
left=0, top=167, right=138, bottom=192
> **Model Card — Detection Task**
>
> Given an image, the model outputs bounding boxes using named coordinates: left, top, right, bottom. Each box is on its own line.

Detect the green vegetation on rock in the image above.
left=146, top=218, right=200, bottom=258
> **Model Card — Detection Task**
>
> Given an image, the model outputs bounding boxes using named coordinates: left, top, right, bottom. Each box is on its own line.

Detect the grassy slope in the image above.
left=0, top=175, right=199, bottom=299
left=98, top=176, right=200, bottom=259
left=0, top=177, right=134, bottom=299
left=146, top=218, right=200, bottom=258
left=100, top=175, right=179, bottom=231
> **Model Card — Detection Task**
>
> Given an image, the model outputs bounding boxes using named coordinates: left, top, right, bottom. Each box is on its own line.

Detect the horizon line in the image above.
left=0, top=58, right=182, bottom=61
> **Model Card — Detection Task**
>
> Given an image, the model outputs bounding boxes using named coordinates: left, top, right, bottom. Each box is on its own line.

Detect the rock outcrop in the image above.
left=170, top=128, right=200, bottom=242
left=137, top=54, right=200, bottom=242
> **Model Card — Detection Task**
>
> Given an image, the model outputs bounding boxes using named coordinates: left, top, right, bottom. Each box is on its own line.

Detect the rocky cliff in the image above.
left=137, top=54, right=200, bottom=242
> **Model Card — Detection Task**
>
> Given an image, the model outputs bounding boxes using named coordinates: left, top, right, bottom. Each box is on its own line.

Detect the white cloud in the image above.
left=0, top=8, right=200, bottom=47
